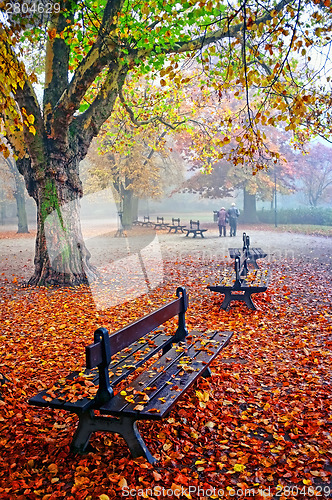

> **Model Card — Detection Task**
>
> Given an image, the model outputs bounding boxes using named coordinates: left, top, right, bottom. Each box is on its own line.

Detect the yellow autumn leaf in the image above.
left=48, top=463, right=58, bottom=474
left=118, top=477, right=127, bottom=488
left=28, top=114, right=35, bottom=124
left=153, top=470, right=162, bottom=481
left=234, top=463, right=246, bottom=472
left=29, top=125, right=36, bottom=135
left=99, top=495, right=110, bottom=500
left=195, top=390, right=209, bottom=402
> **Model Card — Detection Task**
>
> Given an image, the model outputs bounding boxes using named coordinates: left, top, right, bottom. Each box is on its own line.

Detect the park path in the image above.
left=0, top=222, right=331, bottom=286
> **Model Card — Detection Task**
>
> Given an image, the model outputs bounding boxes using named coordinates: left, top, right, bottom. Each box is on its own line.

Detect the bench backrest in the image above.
left=235, top=253, right=248, bottom=282
left=144, top=216, right=150, bottom=222
left=190, top=220, right=200, bottom=229
left=85, top=287, right=189, bottom=403
left=172, top=217, right=180, bottom=225
left=157, top=216, right=164, bottom=223
left=242, top=232, right=250, bottom=252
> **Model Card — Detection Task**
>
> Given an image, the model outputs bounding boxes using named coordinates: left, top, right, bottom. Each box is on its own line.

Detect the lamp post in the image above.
left=274, top=165, right=277, bottom=228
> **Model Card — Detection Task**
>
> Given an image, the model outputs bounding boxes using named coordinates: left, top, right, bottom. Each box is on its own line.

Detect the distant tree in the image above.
left=85, top=134, right=182, bottom=228
left=177, top=126, right=296, bottom=221
left=0, top=155, right=29, bottom=233
left=295, top=144, right=332, bottom=207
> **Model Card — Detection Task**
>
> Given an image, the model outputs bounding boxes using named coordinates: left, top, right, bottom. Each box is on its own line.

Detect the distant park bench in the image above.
left=153, top=216, right=169, bottom=230
left=184, top=220, right=208, bottom=238
left=132, top=216, right=153, bottom=227
left=167, top=217, right=186, bottom=233
left=208, top=235, right=269, bottom=310
left=28, top=287, right=233, bottom=463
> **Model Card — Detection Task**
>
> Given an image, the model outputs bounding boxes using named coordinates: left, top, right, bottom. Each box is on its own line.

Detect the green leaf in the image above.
left=79, top=102, right=89, bottom=113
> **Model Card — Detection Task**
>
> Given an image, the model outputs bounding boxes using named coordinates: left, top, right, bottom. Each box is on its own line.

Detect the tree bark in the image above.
left=28, top=161, right=98, bottom=287
left=122, top=189, right=138, bottom=229
left=243, top=187, right=258, bottom=223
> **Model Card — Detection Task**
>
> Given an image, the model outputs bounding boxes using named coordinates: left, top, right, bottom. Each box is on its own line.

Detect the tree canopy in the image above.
left=1, top=0, right=332, bottom=165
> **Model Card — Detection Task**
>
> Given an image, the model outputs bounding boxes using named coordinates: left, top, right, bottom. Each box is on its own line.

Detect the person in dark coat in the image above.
left=227, top=202, right=240, bottom=237
left=217, top=207, right=228, bottom=237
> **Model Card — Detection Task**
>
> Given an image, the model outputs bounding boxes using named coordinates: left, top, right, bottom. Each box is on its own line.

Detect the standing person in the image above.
left=227, top=202, right=240, bottom=237
left=217, top=207, right=227, bottom=237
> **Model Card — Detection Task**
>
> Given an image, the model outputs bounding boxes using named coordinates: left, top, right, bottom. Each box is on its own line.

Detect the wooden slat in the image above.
left=28, top=330, right=174, bottom=412
left=140, top=335, right=232, bottom=418
left=229, top=247, right=267, bottom=259
left=99, top=330, right=233, bottom=419
left=86, top=298, right=184, bottom=369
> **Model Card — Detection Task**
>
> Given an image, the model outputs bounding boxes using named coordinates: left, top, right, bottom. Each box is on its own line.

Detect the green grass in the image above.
left=246, top=223, right=332, bottom=237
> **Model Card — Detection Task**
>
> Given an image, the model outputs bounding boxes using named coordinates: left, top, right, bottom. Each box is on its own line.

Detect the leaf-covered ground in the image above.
left=0, top=252, right=332, bottom=499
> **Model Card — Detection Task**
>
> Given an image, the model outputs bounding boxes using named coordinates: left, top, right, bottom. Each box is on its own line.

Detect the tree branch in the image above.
left=118, top=86, right=187, bottom=130
left=128, top=0, right=294, bottom=60
left=54, top=0, right=125, bottom=123
left=70, top=61, right=128, bottom=157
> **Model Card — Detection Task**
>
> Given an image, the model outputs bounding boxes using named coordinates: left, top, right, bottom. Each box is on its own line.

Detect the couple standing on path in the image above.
left=217, top=203, right=240, bottom=237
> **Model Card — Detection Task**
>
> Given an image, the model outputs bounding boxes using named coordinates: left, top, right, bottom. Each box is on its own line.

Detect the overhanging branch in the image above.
left=118, top=86, right=187, bottom=130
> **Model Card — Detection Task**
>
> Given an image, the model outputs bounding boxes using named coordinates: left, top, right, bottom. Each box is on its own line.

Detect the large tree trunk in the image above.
left=3, top=158, right=29, bottom=232
left=243, top=187, right=258, bottom=223
left=122, top=189, right=138, bottom=229
left=28, top=170, right=98, bottom=287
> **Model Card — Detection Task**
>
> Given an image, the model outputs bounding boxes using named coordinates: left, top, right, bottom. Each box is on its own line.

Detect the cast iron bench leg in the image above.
left=71, top=411, right=156, bottom=464
left=242, top=292, right=256, bottom=310
left=202, top=367, right=212, bottom=377
left=71, top=410, right=96, bottom=453
left=220, top=291, right=232, bottom=310
left=220, top=291, right=256, bottom=311
left=117, top=417, right=157, bottom=463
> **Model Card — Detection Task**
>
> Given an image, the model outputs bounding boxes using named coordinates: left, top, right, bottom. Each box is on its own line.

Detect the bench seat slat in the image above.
left=28, top=330, right=173, bottom=412
left=208, top=284, right=268, bottom=293
left=99, top=330, right=233, bottom=419
left=139, top=331, right=232, bottom=418
left=228, top=247, right=267, bottom=260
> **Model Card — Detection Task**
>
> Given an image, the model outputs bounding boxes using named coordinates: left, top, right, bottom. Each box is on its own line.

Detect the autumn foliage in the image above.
left=0, top=241, right=331, bottom=499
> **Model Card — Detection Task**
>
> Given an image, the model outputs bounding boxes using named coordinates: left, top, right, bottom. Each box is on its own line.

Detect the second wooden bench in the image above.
left=229, top=233, right=267, bottom=269
left=208, top=248, right=270, bottom=310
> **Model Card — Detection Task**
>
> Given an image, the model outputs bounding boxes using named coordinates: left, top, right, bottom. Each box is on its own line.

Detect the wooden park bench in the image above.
left=153, top=216, right=169, bottom=230
left=141, top=215, right=153, bottom=227
left=207, top=247, right=270, bottom=310
left=185, top=220, right=208, bottom=238
left=132, top=216, right=152, bottom=227
left=229, top=233, right=267, bottom=269
left=28, top=287, right=233, bottom=463
left=167, top=217, right=186, bottom=233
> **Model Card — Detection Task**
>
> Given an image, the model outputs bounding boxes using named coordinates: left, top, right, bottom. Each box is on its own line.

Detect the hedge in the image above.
left=257, top=208, right=332, bottom=226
